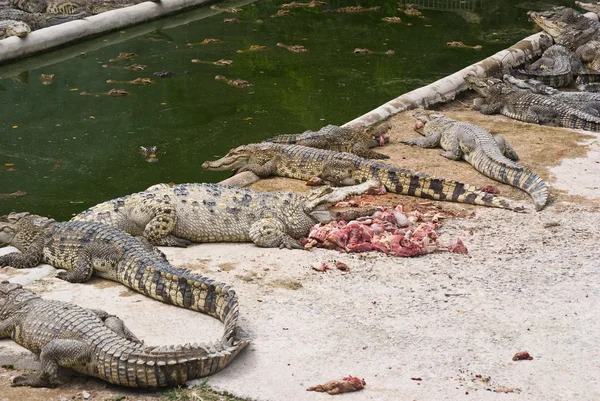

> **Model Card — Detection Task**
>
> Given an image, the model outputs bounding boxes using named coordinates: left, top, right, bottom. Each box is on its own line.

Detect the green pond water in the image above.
left=0, top=0, right=574, bottom=220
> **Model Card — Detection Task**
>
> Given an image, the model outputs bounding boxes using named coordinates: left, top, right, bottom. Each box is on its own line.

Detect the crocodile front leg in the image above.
left=493, top=135, right=519, bottom=161
left=401, top=132, right=441, bottom=149
left=12, top=339, right=91, bottom=388
left=0, top=237, right=45, bottom=269
left=249, top=218, right=303, bottom=249
left=55, top=242, right=122, bottom=283
left=472, top=98, right=503, bottom=115
left=238, top=157, right=280, bottom=177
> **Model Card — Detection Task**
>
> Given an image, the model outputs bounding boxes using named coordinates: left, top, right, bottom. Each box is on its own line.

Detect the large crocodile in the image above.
left=9, top=0, right=144, bottom=14
left=403, top=112, right=548, bottom=210
left=264, top=124, right=391, bottom=159
left=465, top=75, right=600, bottom=131
left=0, top=281, right=245, bottom=387
left=0, top=213, right=247, bottom=353
left=72, top=181, right=380, bottom=249
left=202, top=143, right=529, bottom=211
left=503, top=74, right=600, bottom=116
left=0, top=8, right=82, bottom=29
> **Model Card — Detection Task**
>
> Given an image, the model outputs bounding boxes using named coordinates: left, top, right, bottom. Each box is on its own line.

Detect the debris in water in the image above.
left=186, top=38, right=223, bottom=47
left=354, top=48, right=395, bottom=55
left=106, top=77, right=155, bottom=85
left=215, top=75, right=253, bottom=88
left=237, top=45, right=267, bottom=53
left=39, top=74, right=55, bottom=85
left=447, top=41, right=482, bottom=50
left=0, top=190, right=27, bottom=199
left=139, top=146, right=159, bottom=163
left=277, top=43, right=308, bottom=53
left=109, top=52, right=136, bottom=62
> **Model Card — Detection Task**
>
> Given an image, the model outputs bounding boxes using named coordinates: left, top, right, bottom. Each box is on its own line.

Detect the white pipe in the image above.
left=0, top=0, right=257, bottom=76
left=0, top=0, right=222, bottom=64
left=343, top=32, right=547, bottom=127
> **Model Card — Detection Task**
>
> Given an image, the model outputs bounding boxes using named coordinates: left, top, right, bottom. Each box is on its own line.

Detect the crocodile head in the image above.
left=503, top=74, right=556, bottom=96
left=412, top=111, right=454, bottom=134
left=202, top=144, right=260, bottom=171
left=464, top=76, right=506, bottom=97
left=5, top=21, right=31, bottom=38
left=0, top=281, right=38, bottom=318
left=528, top=7, right=577, bottom=38
left=0, top=212, right=54, bottom=251
left=303, top=180, right=381, bottom=222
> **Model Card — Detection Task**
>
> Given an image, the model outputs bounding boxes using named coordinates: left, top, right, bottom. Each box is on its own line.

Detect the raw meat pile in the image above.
left=303, top=205, right=467, bottom=257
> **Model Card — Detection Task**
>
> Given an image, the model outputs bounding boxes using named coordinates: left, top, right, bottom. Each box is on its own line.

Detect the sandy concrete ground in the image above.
left=1, top=106, right=600, bottom=401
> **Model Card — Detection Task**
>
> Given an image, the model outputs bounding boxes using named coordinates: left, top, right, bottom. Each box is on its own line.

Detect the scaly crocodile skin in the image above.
left=202, top=143, right=530, bottom=211
left=72, top=181, right=379, bottom=249
left=0, top=213, right=248, bottom=364
left=404, top=112, right=549, bottom=210
left=0, top=282, right=246, bottom=387
left=466, top=75, right=600, bottom=131
left=264, top=124, right=390, bottom=159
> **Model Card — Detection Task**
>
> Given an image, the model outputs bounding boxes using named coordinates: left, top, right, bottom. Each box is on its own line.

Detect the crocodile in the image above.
left=403, top=112, right=548, bottom=210
left=0, top=8, right=83, bottom=29
left=465, top=75, right=600, bottom=131
left=0, top=213, right=248, bottom=354
left=503, top=74, right=600, bottom=116
left=9, top=0, right=143, bottom=14
left=576, top=1, right=600, bottom=15
left=0, top=18, right=29, bottom=38
left=512, top=42, right=582, bottom=88
left=0, top=281, right=246, bottom=387
left=202, top=143, right=530, bottom=211
left=528, top=7, right=599, bottom=50
left=264, top=124, right=390, bottom=159
left=72, top=181, right=380, bottom=249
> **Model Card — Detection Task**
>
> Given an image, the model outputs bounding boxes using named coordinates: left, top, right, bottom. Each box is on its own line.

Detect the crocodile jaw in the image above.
left=202, top=146, right=250, bottom=171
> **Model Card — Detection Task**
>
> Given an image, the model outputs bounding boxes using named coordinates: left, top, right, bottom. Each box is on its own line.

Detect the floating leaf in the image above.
left=69, top=88, right=79, bottom=91
left=4, top=163, right=14, bottom=167
left=89, top=116, right=95, bottom=119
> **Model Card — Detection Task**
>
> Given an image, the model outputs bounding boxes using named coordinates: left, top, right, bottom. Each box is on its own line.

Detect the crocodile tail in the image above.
left=264, top=133, right=299, bottom=144
left=375, top=167, right=524, bottom=211
left=513, top=68, right=572, bottom=88
left=469, top=150, right=549, bottom=211
left=121, top=263, right=242, bottom=342
left=104, top=338, right=250, bottom=387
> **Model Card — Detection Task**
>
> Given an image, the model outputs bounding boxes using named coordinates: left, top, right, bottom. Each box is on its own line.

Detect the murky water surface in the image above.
left=0, top=0, right=573, bottom=219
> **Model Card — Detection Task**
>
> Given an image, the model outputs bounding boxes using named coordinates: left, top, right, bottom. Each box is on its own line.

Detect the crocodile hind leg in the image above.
left=55, top=242, right=122, bottom=283
left=12, top=339, right=91, bottom=388
left=89, top=309, right=142, bottom=344
left=320, top=160, right=357, bottom=186
left=493, top=135, right=519, bottom=161
left=524, top=105, right=558, bottom=125
left=472, top=99, right=503, bottom=115
left=135, top=199, right=191, bottom=247
left=249, top=218, right=302, bottom=249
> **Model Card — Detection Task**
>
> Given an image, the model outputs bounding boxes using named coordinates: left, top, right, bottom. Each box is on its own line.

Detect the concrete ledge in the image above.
left=344, top=32, right=547, bottom=127
left=0, top=0, right=223, bottom=64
